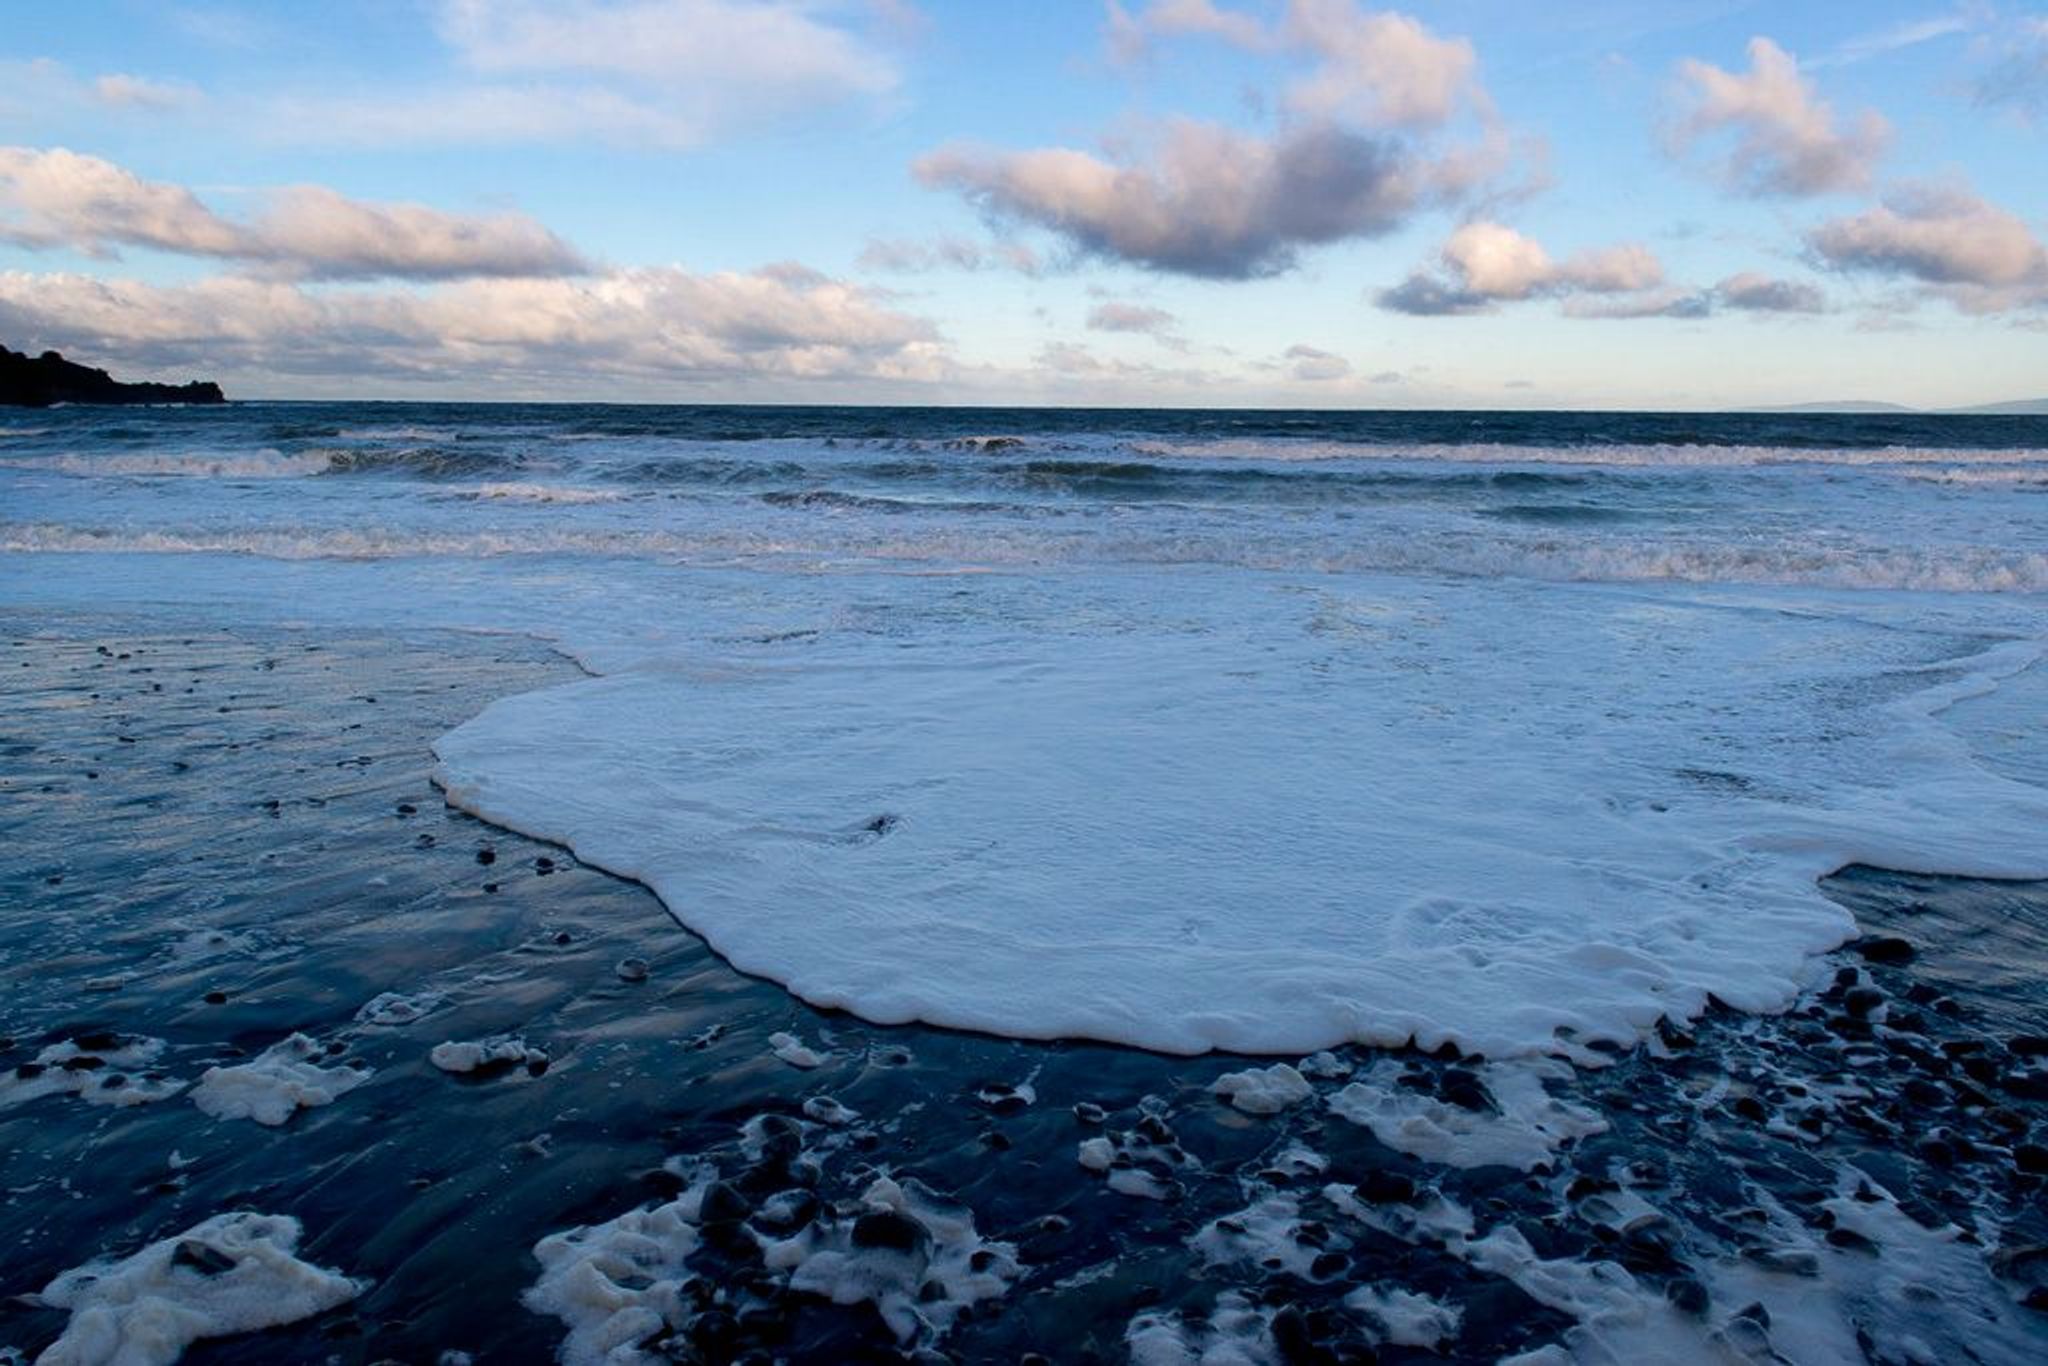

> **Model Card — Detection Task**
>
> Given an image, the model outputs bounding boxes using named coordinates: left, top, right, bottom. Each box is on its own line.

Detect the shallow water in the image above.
left=0, top=621, right=2045, bottom=1363
left=3, top=402, right=2048, bottom=1362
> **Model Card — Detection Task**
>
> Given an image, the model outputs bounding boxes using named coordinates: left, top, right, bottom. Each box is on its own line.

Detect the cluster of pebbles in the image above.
left=2, top=625, right=2045, bottom=1364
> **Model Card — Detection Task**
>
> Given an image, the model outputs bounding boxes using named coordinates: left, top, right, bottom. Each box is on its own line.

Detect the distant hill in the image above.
left=1738, top=401, right=1917, bottom=414
left=1, top=345, right=225, bottom=407
left=1942, top=398, right=2048, bottom=416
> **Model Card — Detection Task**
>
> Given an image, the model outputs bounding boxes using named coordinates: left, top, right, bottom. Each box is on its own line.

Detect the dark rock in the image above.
left=2015, top=1144, right=2048, bottom=1176
left=202, top=990, right=228, bottom=1006
left=1900, top=1078, right=1947, bottom=1108
left=1, top=345, right=225, bottom=407
left=2012, top=1035, right=2048, bottom=1058
left=614, top=957, right=650, bottom=983
left=1729, top=1095, right=1768, bottom=1123
left=476, top=848, right=496, bottom=865
left=850, top=1208, right=929, bottom=1257
left=172, top=1240, right=237, bottom=1276
left=1666, top=1277, right=1710, bottom=1316
left=1354, top=1170, right=1416, bottom=1205
left=1439, top=1068, right=1496, bottom=1113
left=1856, top=936, right=1915, bottom=965
left=697, top=1181, right=752, bottom=1227
left=1073, top=1102, right=1107, bottom=1124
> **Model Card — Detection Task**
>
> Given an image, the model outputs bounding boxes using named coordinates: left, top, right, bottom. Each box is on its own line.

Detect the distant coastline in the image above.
left=1, top=345, right=225, bottom=408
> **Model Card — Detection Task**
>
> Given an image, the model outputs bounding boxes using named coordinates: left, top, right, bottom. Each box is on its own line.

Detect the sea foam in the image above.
left=434, top=575, right=2048, bottom=1058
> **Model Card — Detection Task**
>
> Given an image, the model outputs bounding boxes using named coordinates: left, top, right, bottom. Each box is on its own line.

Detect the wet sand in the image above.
left=2, top=615, right=2046, bottom=1363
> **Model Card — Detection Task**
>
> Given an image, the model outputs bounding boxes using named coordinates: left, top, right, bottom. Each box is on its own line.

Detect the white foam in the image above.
left=1212, top=1063, right=1313, bottom=1115
left=525, top=1170, right=710, bottom=1366
left=465, top=482, right=624, bottom=504
left=354, top=991, right=444, bottom=1027
left=1343, top=1286, right=1463, bottom=1349
left=190, top=1034, right=368, bottom=1126
left=1192, top=1193, right=1343, bottom=1280
left=1326, top=1059, right=1607, bottom=1170
left=428, top=1036, right=546, bottom=1074
left=434, top=589, right=2048, bottom=1058
left=1127, top=1291, right=1278, bottom=1366
left=0, top=450, right=330, bottom=479
left=33, top=1211, right=362, bottom=1366
left=763, top=1175, right=1022, bottom=1344
left=0, top=1037, right=184, bottom=1111
left=767, top=1031, right=828, bottom=1068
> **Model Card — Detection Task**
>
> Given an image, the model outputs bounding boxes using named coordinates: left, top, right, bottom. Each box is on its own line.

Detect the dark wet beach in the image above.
left=3, top=616, right=2047, bottom=1364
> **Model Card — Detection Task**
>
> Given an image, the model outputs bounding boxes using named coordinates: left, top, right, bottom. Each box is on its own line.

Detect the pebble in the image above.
left=614, top=957, right=650, bottom=983
left=1856, top=936, right=1916, bottom=965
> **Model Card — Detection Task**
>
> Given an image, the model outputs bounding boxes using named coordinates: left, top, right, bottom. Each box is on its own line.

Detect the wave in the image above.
left=0, top=450, right=333, bottom=479
left=314, top=446, right=533, bottom=479
left=463, top=482, right=626, bottom=505
left=9, top=520, right=2043, bottom=592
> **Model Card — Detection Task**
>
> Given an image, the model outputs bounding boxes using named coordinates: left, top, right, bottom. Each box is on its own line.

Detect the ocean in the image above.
left=2, top=403, right=2047, bottom=1363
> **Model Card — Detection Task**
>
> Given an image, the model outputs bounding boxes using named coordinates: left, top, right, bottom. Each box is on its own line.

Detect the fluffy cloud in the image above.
left=1282, top=0, right=1480, bottom=128
left=1808, top=185, right=2048, bottom=312
left=1282, top=342, right=1351, bottom=380
left=1715, top=271, right=1825, bottom=313
left=917, top=4, right=1503, bottom=279
left=1377, top=221, right=1661, bottom=314
left=0, top=264, right=945, bottom=386
left=0, top=147, right=586, bottom=279
left=1671, top=37, right=1889, bottom=196
left=919, top=119, right=1494, bottom=279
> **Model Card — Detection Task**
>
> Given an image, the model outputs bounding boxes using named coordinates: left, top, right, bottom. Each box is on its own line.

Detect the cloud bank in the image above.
left=1809, top=184, right=2048, bottom=312
left=0, top=147, right=586, bottom=280
left=0, top=264, right=945, bottom=387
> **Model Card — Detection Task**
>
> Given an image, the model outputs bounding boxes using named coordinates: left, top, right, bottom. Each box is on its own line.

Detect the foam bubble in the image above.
left=190, top=1034, right=368, bottom=1127
left=33, top=1212, right=362, bottom=1366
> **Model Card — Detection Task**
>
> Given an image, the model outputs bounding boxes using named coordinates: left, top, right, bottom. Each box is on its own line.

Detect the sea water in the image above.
left=4, top=403, right=2046, bottom=1060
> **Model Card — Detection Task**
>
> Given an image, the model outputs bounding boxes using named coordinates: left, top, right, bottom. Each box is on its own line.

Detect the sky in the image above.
left=1, top=0, right=2045, bottom=409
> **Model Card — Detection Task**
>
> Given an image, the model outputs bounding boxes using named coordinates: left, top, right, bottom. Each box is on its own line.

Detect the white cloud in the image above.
left=1715, top=271, right=1825, bottom=313
left=439, top=0, right=894, bottom=92
left=1106, top=0, right=1267, bottom=63
left=1970, top=16, right=2048, bottom=118
left=1282, top=342, right=1351, bottom=380
left=269, top=0, right=905, bottom=149
left=1086, top=301, right=1179, bottom=334
left=90, top=74, right=202, bottom=110
left=1282, top=0, right=1481, bottom=129
left=0, top=146, right=586, bottom=280
left=1671, top=37, right=1889, bottom=196
left=1378, top=221, right=1662, bottom=314
left=1108, top=2, right=1482, bottom=130
left=916, top=4, right=1505, bottom=278
left=856, top=235, right=1043, bottom=275
left=1808, top=184, right=2048, bottom=312
left=0, top=264, right=946, bottom=386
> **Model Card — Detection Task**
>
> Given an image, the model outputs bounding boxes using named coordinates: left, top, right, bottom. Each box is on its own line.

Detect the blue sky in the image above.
left=1, top=0, right=2045, bottom=407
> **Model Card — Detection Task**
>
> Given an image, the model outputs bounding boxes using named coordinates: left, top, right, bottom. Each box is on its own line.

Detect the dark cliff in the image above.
left=1, top=345, right=226, bottom=407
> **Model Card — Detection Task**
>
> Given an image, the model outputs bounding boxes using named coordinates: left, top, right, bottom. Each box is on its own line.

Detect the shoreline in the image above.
left=2, top=614, right=2046, bottom=1362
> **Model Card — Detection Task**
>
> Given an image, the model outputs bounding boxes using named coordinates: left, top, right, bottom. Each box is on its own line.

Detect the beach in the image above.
left=3, top=404, right=2048, bottom=1362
